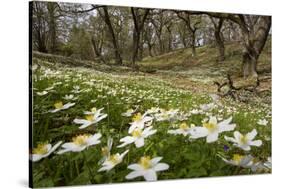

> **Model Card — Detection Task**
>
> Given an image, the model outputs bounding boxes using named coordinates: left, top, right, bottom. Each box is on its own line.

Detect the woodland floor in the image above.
left=31, top=40, right=271, bottom=187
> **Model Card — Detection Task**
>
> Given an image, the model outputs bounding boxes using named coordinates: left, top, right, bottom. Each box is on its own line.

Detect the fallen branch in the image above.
left=214, top=74, right=261, bottom=102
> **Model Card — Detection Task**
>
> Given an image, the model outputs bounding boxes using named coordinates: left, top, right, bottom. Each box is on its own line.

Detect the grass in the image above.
left=138, top=40, right=271, bottom=94
left=31, top=40, right=271, bottom=187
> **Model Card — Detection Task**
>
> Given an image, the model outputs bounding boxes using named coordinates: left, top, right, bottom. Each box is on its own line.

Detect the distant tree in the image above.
left=150, top=10, right=173, bottom=55
left=98, top=7, right=123, bottom=65
left=176, top=12, right=201, bottom=56
left=32, top=2, right=48, bottom=52
left=131, top=8, right=150, bottom=65
left=206, top=13, right=271, bottom=77
left=47, top=2, right=59, bottom=53
left=210, top=17, right=225, bottom=61
left=68, top=24, right=95, bottom=60
left=143, top=19, right=156, bottom=57
left=89, top=12, right=106, bottom=63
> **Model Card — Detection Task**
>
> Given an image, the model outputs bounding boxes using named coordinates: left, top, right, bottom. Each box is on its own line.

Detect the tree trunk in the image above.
left=206, top=13, right=271, bottom=77
left=176, top=12, right=199, bottom=57
left=242, top=49, right=258, bottom=77
left=240, top=16, right=271, bottom=78
left=148, top=44, right=153, bottom=57
left=210, top=17, right=225, bottom=62
left=191, top=32, right=196, bottom=57
left=101, top=7, right=122, bottom=65
left=33, top=2, right=48, bottom=53
left=47, top=2, right=57, bottom=53
left=132, top=29, right=140, bottom=64
left=131, top=8, right=149, bottom=65
left=214, top=19, right=225, bottom=61
left=91, top=36, right=106, bottom=63
left=166, top=25, right=172, bottom=51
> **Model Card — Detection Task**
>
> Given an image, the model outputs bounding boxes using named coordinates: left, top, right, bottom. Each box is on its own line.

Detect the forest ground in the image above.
left=31, top=40, right=271, bottom=187
left=34, top=40, right=272, bottom=97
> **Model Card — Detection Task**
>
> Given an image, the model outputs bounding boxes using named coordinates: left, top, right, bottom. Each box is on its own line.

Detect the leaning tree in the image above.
left=205, top=13, right=271, bottom=77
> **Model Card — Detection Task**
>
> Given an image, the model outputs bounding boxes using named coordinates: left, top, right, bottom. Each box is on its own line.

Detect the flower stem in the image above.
left=82, top=151, right=94, bottom=183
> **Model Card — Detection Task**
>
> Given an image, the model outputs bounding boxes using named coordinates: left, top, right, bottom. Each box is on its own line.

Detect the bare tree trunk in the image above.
left=47, top=2, right=57, bottom=53
left=242, top=50, right=258, bottom=77
left=33, top=2, right=48, bottom=53
left=176, top=12, right=200, bottom=57
left=211, top=17, right=225, bottom=61
left=148, top=44, right=153, bottom=57
left=100, top=7, right=122, bottom=65
left=239, top=16, right=271, bottom=77
left=191, top=31, right=196, bottom=57
left=166, top=24, right=173, bottom=51
left=91, top=36, right=106, bottom=63
left=131, top=8, right=150, bottom=65
left=206, top=13, right=271, bottom=77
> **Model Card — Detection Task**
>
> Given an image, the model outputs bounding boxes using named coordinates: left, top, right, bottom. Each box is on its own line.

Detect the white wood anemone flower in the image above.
left=145, top=107, right=161, bottom=115
left=63, top=94, right=78, bottom=101
left=49, top=101, right=75, bottom=113
left=31, top=141, right=62, bottom=162
left=121, top=109, right=136, bottom=117
left=200, top=103, right=215, bottom=111
left=154, top=109, right=179, bottom=122
left=36, top=91, right=48, bottom=96
left=222, top=154, right=253, bottom=168
left=117, top=126, right=157, bottom=148
left=98, top=150, right=129, bottom=172
left=126, top=156, right=169, bottom=181
left=257, top=119, right=268, bottom=126
left=128, top=113, right=154, bottom=133
left=73, top=107, right=107, bottom=129
left=168, top=122, right=195, bottom=136
left=190, top=116, right=236, bottom=143
left=264, top=157, right=272, bottom=169
left=224, top=129, right=262, bottom=151
left=247, top=160, right=267, bottom=172
left=57, top=133, right=102, bottom=154
left=71, top=85, right=83, bottom=94
left=100, top=137, right=113, bottom=159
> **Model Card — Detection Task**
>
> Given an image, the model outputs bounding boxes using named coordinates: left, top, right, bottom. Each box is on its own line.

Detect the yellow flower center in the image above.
left=179, top=122, right=189, bottom=130
left=203, top=122, right=217, bottom=132
left=91, top=107, right=97, bottom=113
left=132, top=129, right=142, bottom=138
left=139, top=156, right=152, bottom=169
left=101, top=147, right=109, bottom=156
left=72, top=134, right=90, bottom=146
left=233, top=154, right=244, bottom=164
left=240, top=135, right=248, bottom=144
left=132, top=113, right=142, bottom=122
left=85, top=115, right=95, bottom=121
left=32, top=143, right=48, bottom=155
left=54, top=101, right=63, bottom=109
left=109, top=154, right=120, bottom=164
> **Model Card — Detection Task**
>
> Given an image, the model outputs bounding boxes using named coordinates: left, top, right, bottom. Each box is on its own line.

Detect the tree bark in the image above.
left=211, top=17, right=225, bottom=62
left=33, top=2, right=48, bottom=53
left=166, top=24, right=173, bottom=51
left=91, top=36, right=106, bottom=63
left=239, top=16, right=271, bottom=77
left=131, top=8, right=150, bottom=65
left=205, top=13, right=271, bottom=77
left=100, top=7, right=122, bottom=65
left=191, top=31, right=196, bottom=57
left=176, top=12, right=200, bottom=57
left=47, top=2, right=57, bottom=53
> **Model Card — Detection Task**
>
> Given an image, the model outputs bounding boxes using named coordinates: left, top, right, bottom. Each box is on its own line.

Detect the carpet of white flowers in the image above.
left=31, top=63, right=271, bottom=187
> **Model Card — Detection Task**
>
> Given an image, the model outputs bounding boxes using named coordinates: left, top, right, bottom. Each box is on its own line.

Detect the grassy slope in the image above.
left=138, top=40, right=271, bottom=94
